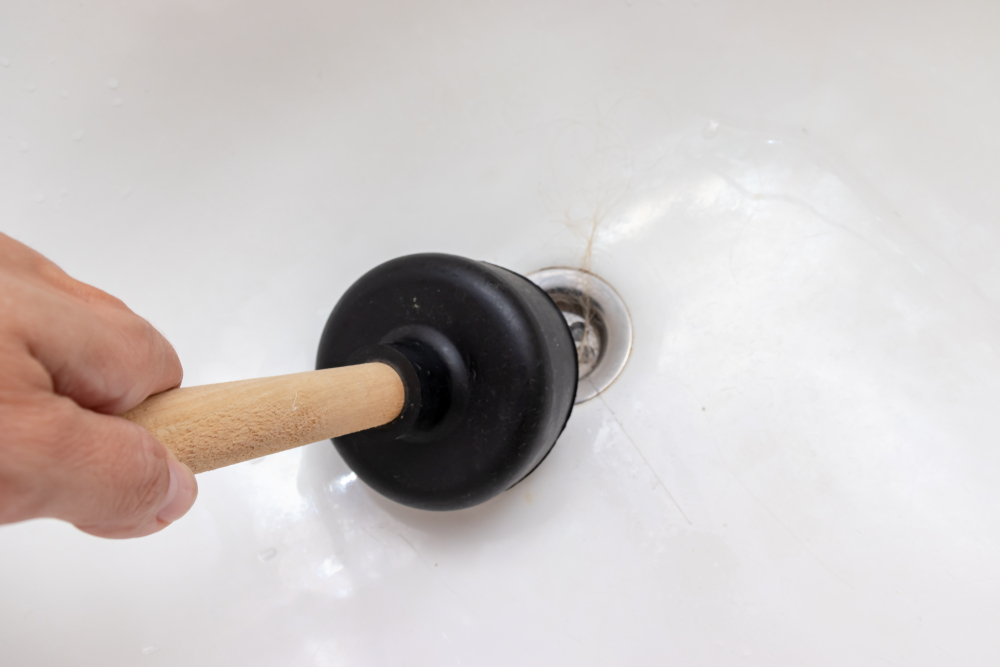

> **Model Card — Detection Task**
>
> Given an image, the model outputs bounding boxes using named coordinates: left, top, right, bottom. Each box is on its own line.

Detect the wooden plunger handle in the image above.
left=121, top=363, right=406, bottom=474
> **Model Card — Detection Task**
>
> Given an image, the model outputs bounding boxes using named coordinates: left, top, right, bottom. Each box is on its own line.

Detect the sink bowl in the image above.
left=2, top=1, right=999, bottom=664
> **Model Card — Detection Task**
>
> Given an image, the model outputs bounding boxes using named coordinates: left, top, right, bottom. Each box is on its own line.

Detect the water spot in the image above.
left=141, top=646, right=160, bottom=656
left=33, top=192, right=45, bottom=203
left=121, top=186, right=133, bottom=199
left=317, top=557, right=344, bottom=577
left=112, top=97, right=122, bottom=106
left=258, top=547, right=278, bottom=562
left=24, top=83, right=36, bottom=93
left=18, top=141, right=28, bottom=152
left=0, top=58, right=9, bottom=67
left=107, top=77, right=119, bottom=89
left=72, top=130, right=84, bottom=141
left=60, top=90, right=69, bottom=99
left=48, top=55, right=56, bottom=63
left=702, top=119, right=720, bottom=138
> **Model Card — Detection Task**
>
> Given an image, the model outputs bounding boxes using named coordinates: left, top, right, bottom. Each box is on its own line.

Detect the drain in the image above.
left=528, top=268, right=633, bottom=403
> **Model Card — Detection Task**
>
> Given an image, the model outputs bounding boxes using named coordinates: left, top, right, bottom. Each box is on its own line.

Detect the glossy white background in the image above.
left=3, top=1, right=1000, bottom=664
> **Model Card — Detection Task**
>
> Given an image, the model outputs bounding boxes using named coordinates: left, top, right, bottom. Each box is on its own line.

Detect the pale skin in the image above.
left=0, top=232, right=197, bottom=538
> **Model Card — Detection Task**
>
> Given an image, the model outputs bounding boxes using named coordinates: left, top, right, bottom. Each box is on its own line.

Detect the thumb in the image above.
left=38, top=398, right=198, bottom=538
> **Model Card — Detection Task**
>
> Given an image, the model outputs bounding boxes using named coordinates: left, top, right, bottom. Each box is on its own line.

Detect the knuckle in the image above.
left=132, top=316, right=183, bottom=391
left=42, top=404, right=170, bottom=531
left=103, top=429, right=169, bottom=519
left=68, top=426, right=169, bottom=538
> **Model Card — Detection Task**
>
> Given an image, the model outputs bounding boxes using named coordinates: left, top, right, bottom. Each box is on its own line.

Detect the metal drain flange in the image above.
left=528, top=268, right=632, bottom=403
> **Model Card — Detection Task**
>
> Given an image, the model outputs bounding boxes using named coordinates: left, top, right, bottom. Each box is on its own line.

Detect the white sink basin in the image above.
left=3, top=1, right=1000, bottom=664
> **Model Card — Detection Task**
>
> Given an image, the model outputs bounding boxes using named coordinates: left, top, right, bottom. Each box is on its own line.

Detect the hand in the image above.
left=0, top=233, right=197, bottom=538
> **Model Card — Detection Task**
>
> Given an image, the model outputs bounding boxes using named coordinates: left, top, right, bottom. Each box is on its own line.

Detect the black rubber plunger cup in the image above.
left=315, top=253, right=578, bottom=510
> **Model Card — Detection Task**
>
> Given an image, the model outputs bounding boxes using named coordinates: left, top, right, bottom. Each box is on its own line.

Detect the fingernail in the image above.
left=156, top=458, right=197, bottom=523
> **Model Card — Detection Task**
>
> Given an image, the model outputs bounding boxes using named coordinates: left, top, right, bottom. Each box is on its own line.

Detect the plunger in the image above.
left=123, top=254, right=578, bottom=510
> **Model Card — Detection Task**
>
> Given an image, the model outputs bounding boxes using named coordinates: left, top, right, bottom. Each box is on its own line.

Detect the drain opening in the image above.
left=547, top=289, right=606, bottom=380
left=528, top=268, right=632, bottom=404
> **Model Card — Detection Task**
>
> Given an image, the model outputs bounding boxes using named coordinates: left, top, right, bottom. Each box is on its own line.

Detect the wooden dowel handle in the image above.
left=121, top=363, right=406, bottom=474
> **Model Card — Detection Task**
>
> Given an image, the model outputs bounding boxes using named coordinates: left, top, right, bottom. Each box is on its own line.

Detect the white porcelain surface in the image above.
left=3, top=1, right=1000, bottom=665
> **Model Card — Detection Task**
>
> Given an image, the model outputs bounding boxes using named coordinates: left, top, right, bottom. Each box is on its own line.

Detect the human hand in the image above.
left=0, top=232, right=197, bottom=538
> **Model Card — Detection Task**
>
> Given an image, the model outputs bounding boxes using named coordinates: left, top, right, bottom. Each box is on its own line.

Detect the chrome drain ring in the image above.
left=528, top=268, right=633, bottom=403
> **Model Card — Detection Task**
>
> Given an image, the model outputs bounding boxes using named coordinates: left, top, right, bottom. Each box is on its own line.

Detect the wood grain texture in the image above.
left=121, top=363, right=405, bottom=474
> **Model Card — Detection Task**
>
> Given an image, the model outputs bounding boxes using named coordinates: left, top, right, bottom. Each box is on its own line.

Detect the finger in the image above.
left=5, top=395, right=199, bottom=538
left=12, top=279, right=182, bottom=415
left=0, top=232, right=126, bottom=309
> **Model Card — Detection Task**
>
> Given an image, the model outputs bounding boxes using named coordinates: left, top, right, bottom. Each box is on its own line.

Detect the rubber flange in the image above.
left=316, top=253, right=578, bottom=510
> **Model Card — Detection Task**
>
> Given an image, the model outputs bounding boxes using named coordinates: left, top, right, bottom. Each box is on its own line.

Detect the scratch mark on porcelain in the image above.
left=599, top=394, right=692, bottom=525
